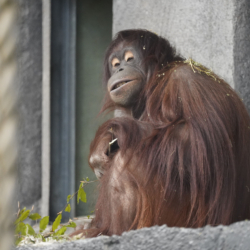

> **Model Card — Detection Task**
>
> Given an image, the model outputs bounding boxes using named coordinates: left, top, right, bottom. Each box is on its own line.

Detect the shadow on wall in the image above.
left=0, top=0, right=18, bottom=250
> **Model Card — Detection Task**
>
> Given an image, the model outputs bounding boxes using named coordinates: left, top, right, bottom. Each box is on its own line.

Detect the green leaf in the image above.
left=77, top=183, right=87, bottom=203
left=77, top=183, right=82, bottom=204
left=36, top=234, right=43, bottom=239
left=39, top=216, right=49, bottom=232
left=19, top=207, right=26, bottom=216
left=25, top=224, right=35, bottom=236
left=67, top=195, right=71, bottom=203
left=15, top=222, right=26, bottom=235
left=36, top=234, right=46, bottom=242
left=65, top=204, right=71, bottom=212
left=29, top=213, right=41, bottom=220
left=15, top=209, right=30, bottom=224
left=15, top=223, right=35, bottom=236
left=65, top=221, right=76, bottom=228
left=52, top=213, right=62, bottom=232
left=81, top=188, right=87, bottom=203
left=86, top=177, right=90, bottom=182
left=87, top=215, right=90, bottom=219
left=54, top=226, right=67, bottom=236
left=15, top=237, right=23, bottom=246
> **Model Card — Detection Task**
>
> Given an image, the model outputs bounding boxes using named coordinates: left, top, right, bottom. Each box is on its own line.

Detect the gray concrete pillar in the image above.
left=16, top=0, right=42, bottom=212
left=41, top=0, right=51, bottom=218
left=234, top=0, right=250, bottom=113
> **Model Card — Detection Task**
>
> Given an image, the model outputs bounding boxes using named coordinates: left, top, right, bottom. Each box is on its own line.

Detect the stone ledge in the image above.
left=16, top=220, right=250, bottom=250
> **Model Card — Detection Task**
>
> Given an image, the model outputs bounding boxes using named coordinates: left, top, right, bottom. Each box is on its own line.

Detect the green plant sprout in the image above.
left=14, top=177, right=96, bottom=246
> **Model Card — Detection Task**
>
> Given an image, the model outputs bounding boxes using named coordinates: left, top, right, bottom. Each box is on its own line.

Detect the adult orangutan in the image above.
left=80, top=30, right=250, bottom=237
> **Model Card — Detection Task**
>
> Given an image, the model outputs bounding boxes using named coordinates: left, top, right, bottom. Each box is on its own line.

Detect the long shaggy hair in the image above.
left=80, top=30, right=250, bottom=237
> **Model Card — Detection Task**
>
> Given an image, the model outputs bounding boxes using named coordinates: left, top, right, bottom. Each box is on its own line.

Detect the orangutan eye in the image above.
left=111, top=58, right=120, bottom=68
left=125, top=51, right=134, bottom=62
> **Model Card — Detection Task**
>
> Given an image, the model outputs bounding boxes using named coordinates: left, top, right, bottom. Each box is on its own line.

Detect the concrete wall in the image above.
left=16, top=0, right=42, bottom=212
left=113, top=0, right=250, bottom=113
left=234, top=0, right=250, bottom=113
left=15, top=221, right=250, bottom=250
left=113, top=0, right=235, bottom=87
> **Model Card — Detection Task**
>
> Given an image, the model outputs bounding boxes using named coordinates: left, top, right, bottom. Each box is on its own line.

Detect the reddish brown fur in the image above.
left=75, top=30, right=250, bottom=237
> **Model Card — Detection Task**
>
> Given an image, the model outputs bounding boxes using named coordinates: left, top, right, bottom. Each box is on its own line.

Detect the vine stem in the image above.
left=59, top=180, right=97, bottom=214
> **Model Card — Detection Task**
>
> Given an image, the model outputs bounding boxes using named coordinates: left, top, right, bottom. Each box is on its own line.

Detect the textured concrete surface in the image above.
left=113, top=0, right=235, bottom=87
left=233, top=0, right=250, bottom=113
left=41, top=0, right=51, bottom=218
left=16, top=0, right=42, bottom=211
left=16, top=221, right=250, bottom=250
left=113, top=0, right=250, bottom=113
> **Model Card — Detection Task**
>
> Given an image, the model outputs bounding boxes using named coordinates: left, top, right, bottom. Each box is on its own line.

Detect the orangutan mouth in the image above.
left=111, top=80, right=132, bottom=91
